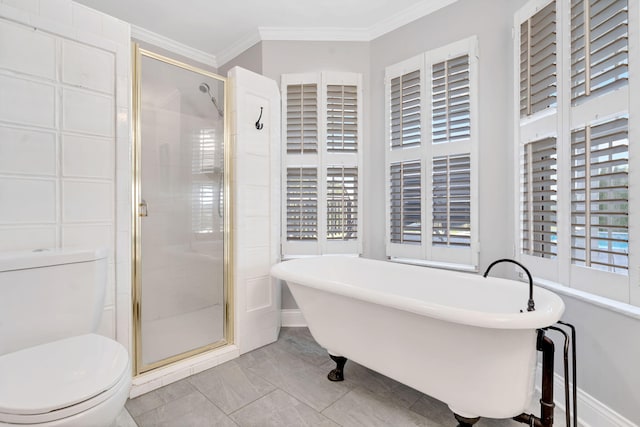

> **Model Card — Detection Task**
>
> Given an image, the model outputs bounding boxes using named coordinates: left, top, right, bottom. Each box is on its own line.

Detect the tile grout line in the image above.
left=187, top=359, right=281, bottom=423
left=127, top=382, right=201, bottom=423
left=225, top=388, right=281, bottom=420
left=279, top=386, right=346, bottom=427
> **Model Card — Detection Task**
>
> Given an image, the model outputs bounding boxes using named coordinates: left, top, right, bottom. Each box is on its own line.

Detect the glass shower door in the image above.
left=134, top=48, right=228, bottom=372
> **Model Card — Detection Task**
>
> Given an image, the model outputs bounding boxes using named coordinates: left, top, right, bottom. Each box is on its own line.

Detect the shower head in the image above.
left=198, top=82, right=223, bottom=118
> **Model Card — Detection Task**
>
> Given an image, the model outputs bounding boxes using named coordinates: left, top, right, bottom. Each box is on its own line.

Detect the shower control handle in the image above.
left=139, top=200, right=148, bottom=217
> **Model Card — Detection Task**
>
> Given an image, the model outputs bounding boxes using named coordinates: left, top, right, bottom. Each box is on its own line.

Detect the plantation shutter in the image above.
left=286, top=84, right=318, bottom=153
left=571, top=117, right=628, bottom=273
left=391, top=70, right=421, bottom=149
left=571, top=0, right=628, bottom=102
left=323, top=75, right=362, bottom=253
left=429, top=49, right=475, bottom=263
left=386, top=38, right=477, bottom=267
left=390, top=161, right=422, bottom=244
left=327, top=85, right=358, bottom=152
left=522, top=137, right=557, bottom=258
left=326, top=166, right=358, bottom=240
left=432, top=55, right=470, bottom=143
left=286, top=167, right=318, bottom=241
left=282, top=73, right=362, bottom=257
left=520, top=1, right=557, bottom=116
left=432, top=154, right=471, bottom=247
left=515, top=0, right=634, bottom=301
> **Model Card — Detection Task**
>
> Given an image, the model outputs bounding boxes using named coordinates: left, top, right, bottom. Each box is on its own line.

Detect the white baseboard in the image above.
left=281, top=309, right=307, bottom=327
left=535, top=366, right=637, bottom=427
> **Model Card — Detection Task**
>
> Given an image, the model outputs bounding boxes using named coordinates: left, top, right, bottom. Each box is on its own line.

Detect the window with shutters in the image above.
left=432, top=154, right=471, bottom=247
left=390, top=161, right=422, bottom=244
left=326, top=166, right=358, bottom=240
left=391, top=70, right=422, bottom=149
left=327, top=85, right=358, bottom=152
left=432, top=56, right=471, bottom=143
left=286, top=167, right=318, bottom=241
left=571, top=117, right=628, bottom=273
left=520, top=1, right=557, bottom=117
left=385, top=37, right=478, bottom=269
left=515, top=0, right=636, bottom=304
left=571, top=0, right=628, bottom=103
left=286, top=84, right=318, bottom=153
left=522, top=137, right=557, bottom=258
left=281, top=72, right=363, bottom=257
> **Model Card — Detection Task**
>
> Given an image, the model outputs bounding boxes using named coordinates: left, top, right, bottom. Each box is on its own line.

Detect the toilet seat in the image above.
left=0, top=334, right=130, bottom=424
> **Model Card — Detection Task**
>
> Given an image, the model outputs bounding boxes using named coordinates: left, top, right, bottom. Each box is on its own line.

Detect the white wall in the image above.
left=0, top=0, right=132, bottom=351
left=549, top=291, right=640, bottom=426
left=219, top=42, right=262, bottom=76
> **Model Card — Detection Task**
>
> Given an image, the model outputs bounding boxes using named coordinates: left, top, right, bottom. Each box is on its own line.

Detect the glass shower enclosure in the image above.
left=132, top=46, right=231, bottom=374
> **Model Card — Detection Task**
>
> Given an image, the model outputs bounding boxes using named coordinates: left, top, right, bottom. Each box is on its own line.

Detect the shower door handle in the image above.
left=139, top=199, right=148, bottom=217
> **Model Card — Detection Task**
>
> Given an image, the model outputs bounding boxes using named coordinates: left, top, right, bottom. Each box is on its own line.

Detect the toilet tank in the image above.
left=0, top=248, right=108, bottom=356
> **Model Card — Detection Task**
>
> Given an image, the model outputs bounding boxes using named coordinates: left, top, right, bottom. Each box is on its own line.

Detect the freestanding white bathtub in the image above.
left=271, top=256, right=565, bottom=421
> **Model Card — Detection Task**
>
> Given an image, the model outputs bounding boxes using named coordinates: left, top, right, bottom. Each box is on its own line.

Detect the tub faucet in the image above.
left=483, top=259, right=535, bottom=312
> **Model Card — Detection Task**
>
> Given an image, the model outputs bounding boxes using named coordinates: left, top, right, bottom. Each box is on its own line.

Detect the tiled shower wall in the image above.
left=0, top=1, right=132, bottom=351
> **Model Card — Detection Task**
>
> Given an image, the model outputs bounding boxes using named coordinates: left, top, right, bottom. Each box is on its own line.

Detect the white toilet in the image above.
left=0, top=248, right=131, bottom=426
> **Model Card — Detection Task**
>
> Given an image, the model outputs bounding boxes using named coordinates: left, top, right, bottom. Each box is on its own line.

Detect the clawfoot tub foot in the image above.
left=327, top=355, right=347, bottom=381
left=454, top=414, right=480, bottom=427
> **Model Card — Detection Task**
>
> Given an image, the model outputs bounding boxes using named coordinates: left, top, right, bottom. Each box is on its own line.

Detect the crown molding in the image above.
left=255, top=0, right=457, bottom=44
left=215, top=30, right=262, bottom=68
left=150, top=0, right=459, bottom=68
left=259, top=27, right=370, bottom=42
left=368, top=0, right=458, bottom=40
left=131, top=25, right=218, bottom=68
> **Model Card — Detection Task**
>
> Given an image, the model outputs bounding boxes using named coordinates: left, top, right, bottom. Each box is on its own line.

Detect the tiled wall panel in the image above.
left=62, top=134, right=114, bottom=178
left=0, top=178, right=56, bottom=223
left=62, top=88, right=114, bottom=136
left=0, top=20, right=55, bottom=79
left=0, top=127, right=56, bottom=175
left=0, top=75, right=55, bottom=128
left=0, top=2, right=131, bottom=351
left=62, top=39, right=115, bottom=93
left=0, top=226, right=57, bottom=251
left=62, top=180, right=113, bottom=222
left=230, top=68, right=281, bottom=354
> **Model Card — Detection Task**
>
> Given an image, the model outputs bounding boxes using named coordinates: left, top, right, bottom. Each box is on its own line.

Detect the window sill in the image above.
left=533, top=277, right=640, bottom=321
left=281, top=253, right=360, bottom=261
left=389, top=257, right=478, bottom=273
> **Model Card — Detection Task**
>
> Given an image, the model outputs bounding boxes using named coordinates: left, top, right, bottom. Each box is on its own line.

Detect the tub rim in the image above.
left=271, top=256, right=565, bottom=330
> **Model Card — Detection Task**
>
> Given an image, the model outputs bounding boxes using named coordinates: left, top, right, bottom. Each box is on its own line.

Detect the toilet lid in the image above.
left=0, top=333, right=129, bottom=415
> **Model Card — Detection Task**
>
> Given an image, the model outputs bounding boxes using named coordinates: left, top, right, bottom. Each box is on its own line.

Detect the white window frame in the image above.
left=514, top=0, right=561, bottom=285
left=514, top=0, right=640, bottom=305
left=385, top=36, right=479, bottom=271
left=281, top=72, right=364, bottom=258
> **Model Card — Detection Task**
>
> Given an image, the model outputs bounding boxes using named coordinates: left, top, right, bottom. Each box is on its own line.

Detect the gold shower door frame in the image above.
left=132, top=44, right=234, bottom=375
